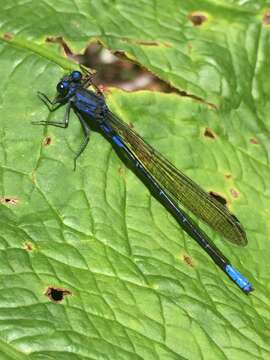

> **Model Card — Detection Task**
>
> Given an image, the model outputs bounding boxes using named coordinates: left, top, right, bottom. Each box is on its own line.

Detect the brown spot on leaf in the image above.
left=135, top=41, right=160, bottom=46
left=183, top=254, right=194, bottom=267
left=230, top=188, right=239, bottom=198
left=189, top=12, right=207, bottom=26
left=3, top=33, right=13, bottom=40
left=0, top=196, right=19, bottom=206
left=250, top=137, right=259, bottom=144
left=43, top=136, right=52, bottom=146
left=224, top=173, right=232, bottom=180
left=209, top=191, right=227, bottom=206
left=263, top=11, right=270, bottom=24
left=45, top=287, right=72, bottom=303
left=118, top=166, right=126, bottom=178
left=204, top=127, right=217, bottom=139
left=23, top=242, right=34, bottom=252
left=119, top=38, right=171, bottom=47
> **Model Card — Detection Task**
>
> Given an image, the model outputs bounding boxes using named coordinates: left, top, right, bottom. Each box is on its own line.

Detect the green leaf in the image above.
left=0, top=1, right=269, bottom=359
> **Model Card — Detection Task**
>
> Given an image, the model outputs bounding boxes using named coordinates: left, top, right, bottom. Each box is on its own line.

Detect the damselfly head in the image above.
left=56, top=71, right=83, bottom=97
left=56, top=79, right=70, bottom=95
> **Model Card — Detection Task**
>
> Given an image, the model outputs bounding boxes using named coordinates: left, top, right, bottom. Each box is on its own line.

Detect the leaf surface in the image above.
left=0, top=1, right=269, bottom=359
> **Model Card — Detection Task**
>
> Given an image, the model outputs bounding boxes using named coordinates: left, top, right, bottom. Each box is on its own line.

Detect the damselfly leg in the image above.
left=32, top=101, right=71, bottom=128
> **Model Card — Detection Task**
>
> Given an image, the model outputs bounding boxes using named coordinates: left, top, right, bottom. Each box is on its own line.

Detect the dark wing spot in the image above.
left=209, top=191, right=227, bottom=206
left=230, top=213, right=240, bottom=223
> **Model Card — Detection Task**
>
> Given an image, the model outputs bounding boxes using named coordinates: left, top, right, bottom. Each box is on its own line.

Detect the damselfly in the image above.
left=33, top=69, right=253, bottom=293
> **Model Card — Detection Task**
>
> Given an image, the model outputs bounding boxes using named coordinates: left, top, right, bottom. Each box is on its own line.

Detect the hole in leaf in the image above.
left=209, top=191, right=227, bottom=206
left=189, top=12, right=207, bottom=26
left=46, top=37, right=175, bottom=93
left=0, top=196, right=19, bottom=206
left=45, top=287, right=72, bottom=303
left=46, top=36, right=75, bottom=58
left=45, top=37, right=216, bottom=108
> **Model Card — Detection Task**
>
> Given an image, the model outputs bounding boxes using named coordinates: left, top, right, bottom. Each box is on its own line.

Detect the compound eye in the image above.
left=56, top=80, right=69, bottom=95
left=70, top=70, right=82, bottom=82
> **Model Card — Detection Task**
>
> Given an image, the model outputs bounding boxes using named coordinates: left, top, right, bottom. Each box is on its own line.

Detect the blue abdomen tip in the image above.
left=226, top=265, right=253, bottom=293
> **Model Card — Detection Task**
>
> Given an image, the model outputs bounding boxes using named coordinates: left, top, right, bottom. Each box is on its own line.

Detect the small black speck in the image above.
left=189, top=12, right=207, bottom=26
left=204, top=127, right=217, bottom=139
